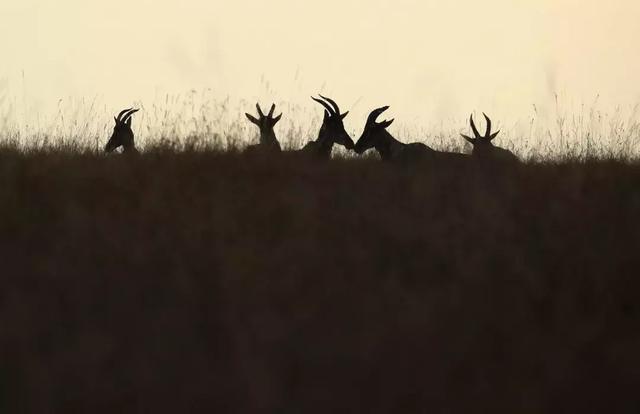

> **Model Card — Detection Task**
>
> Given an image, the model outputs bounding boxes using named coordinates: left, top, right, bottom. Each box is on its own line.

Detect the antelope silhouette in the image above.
left=105, top=108, right=140, bottom=154
left=245, top=103, right=282, bottom=154
left=355, top=106, right=469, bottom=163
left=461, top=114, right=518, bottom=162
left=355, top=106, right=426, bottom=162
left=297, top=95, right=354, bottom=159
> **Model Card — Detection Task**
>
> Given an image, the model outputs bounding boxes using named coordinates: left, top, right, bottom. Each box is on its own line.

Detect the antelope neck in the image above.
left=312, top=129, right=336, bottom=158
left=261, top=130, right=279, bottom=147
left=373, top=130, right=404, bottom=161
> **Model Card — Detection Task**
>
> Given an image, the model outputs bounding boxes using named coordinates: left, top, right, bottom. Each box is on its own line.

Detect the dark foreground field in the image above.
left=0, top=149, right=639, bottom=413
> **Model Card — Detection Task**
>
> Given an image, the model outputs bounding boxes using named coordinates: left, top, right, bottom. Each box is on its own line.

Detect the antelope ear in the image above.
left=273, top=113, right=283, bottom=124
left=461, top=134, right=475, bottom=144
left=380, top=119, right=394, bottom=129
left=114, top=117, right=119, bottom=124
left=246, top=113, right=259, bottom=125
left=125, top=117, right=132, bottom=127
left=340, top=111, right=349, bottom=120
left=323, top=110, right=330, bottom=120
left=488, top=131, right=500, bottom=141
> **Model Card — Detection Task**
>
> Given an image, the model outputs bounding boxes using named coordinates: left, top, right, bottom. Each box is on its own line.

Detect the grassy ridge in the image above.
left=1, top=149, right=639, bottom=413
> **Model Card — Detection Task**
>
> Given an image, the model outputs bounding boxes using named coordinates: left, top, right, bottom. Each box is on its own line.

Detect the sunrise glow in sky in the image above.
left=1, top=0, right=639, bottom=129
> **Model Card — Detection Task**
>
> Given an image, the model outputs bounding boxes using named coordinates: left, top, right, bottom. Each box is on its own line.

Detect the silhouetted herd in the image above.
left=105, top=95, right=518, bottom=163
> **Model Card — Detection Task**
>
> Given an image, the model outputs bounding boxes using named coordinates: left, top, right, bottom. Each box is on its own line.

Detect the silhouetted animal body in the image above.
left=105, top=108, right=140, bottom=154
left=461, top=113, right=518, bottom=163
left=245, top=103, right=282, bottom=154
left=297, top=95, right=354, bottom=159
left=355, top=106, right=468, bottom=164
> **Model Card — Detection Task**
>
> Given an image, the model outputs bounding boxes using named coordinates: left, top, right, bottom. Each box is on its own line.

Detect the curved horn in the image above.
left=319, top=94, right=340, bottom=114
left=483, top=113, right=492, bottom=138
left=122, top=108, right=139, bottom=124
left=367, top=106, right=390, bottom=125
left=268, top=103, right=276, bottom=118
left=256, top=103, right=265, bottom=118
left=116, top=108, right=133, bottom=123
left=312, top=96, right=334, bottom=115
left=470, top=114, right=481, bottom=138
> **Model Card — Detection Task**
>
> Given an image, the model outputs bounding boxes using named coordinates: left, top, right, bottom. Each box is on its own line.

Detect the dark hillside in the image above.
left=1, top=149, right=639, bottom=413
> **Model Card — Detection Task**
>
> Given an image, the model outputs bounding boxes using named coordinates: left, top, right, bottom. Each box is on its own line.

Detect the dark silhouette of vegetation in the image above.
left=0, top=147, right=638, bottom=413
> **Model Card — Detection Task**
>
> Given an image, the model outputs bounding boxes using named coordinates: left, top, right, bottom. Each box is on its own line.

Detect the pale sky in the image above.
left=1, top=0, right=640, bottom=136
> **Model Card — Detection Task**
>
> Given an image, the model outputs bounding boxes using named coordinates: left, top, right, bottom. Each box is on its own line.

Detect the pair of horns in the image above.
left=115, top=108, right=139, bottom=124
left=312, top=95, right=348, bottom=117
left=247, top=103, right=282, bottom=124
left=256, top=103, right=280, bottom=119
left=462, top=113, right=500, bottom=142
left=366, top=106, right=394, bottom=128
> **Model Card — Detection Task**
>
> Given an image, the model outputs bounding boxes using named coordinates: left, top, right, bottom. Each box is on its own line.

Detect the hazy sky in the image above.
left=1, top=0, right=640, bottom=128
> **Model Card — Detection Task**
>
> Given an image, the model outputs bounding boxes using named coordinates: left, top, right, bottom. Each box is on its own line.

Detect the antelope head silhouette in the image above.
left=311, top=95, right=355, bottom=150
left=354, top=106, right=395, bottom=155
left=461, top=113, right=518, bottom=162
left=245, top=103, right=282, bottom=152
left=105, top=108, right=140, bottom=154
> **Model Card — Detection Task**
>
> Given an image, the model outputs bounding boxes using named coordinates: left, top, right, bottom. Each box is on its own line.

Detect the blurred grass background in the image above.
left=1, top=84, right=640, bottom=159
